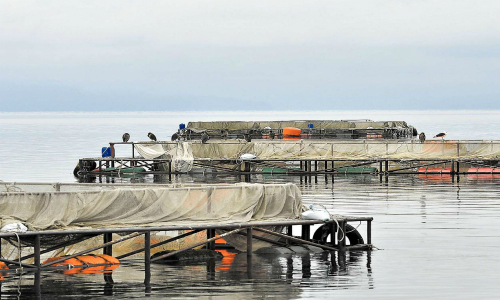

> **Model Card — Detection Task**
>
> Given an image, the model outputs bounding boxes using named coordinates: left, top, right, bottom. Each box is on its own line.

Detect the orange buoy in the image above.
left=366, top=133, right=383, bottom=139
left=417, top=168, right=452, bottom=174
left=283, top=127, right=301, bottom=139
left=43, top=254, right=120, bottom=275
left=467, top=168, right=500, bottom=173
left=0, top=261, right=8, bottom=281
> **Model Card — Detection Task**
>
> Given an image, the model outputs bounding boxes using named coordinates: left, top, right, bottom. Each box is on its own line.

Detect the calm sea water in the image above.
left=1, top=110, right=500, bottom=299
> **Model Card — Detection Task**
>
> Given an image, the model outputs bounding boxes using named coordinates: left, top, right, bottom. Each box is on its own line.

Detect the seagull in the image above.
left=201, top=132, right=210, bottom=144
left=148, top=132, right=157, bottom=141
left=433, top=131, right=447, bottom=140
left=122, top=133, right=130, bottom=143
left=419, top=132, right=426, bottom=143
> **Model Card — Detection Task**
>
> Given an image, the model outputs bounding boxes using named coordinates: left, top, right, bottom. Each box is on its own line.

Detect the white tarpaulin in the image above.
left=168, top=142, right=194, bottom=172
left=134, top=143, right=167, bottom=159
left=0, top=183, right=302, bottom=231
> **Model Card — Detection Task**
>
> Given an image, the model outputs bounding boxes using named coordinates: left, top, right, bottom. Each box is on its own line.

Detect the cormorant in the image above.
left=148, top=132, right=157, bottom=141
left=419, top=132, right=426, bottom=143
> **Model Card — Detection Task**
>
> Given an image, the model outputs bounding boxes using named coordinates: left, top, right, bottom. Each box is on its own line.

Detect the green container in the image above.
left=336, top=167, right=377, bottom=174
left=105, top=167, right=146, bottom=174
left=262, top=167, right=300, bottom=174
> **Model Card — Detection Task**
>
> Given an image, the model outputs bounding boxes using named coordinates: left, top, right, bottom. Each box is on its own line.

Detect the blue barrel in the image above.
left=179, top=123, right=186, bottom=129
left=102, top=147, right=112, bottom=157
left=308, top=123, right=314, bottom=129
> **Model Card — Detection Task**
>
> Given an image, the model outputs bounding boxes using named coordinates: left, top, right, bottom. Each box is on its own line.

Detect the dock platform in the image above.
left=77, top=140, right=500, bottom=178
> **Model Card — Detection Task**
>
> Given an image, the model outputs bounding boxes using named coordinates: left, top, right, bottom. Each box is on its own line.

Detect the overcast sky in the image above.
left=0, top=0, right=499, bottom=111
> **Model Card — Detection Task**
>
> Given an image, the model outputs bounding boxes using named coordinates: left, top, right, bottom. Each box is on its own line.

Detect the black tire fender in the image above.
left=312, top=223, right=364, bottom=245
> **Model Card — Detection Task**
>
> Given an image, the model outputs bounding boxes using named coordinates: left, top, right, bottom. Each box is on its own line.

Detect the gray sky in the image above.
left=1, top=0, right=499, bottom=111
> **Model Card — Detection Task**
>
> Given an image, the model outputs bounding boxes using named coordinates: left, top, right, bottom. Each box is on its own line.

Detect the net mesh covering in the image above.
left=0, top=183, right=302, bottom=231
left=160, top=140, right=500, bottom=160
left=187, top=120, right=411, bottom=130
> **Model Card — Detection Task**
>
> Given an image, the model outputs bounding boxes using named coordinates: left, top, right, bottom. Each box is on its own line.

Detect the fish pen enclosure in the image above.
left=174, top=120, right=417, bottom=140
left=76, top=140, right=500, bottom=178
left=0, top=182, right=372, bottom=287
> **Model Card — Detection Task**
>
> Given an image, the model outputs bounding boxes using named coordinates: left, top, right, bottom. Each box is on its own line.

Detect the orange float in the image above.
left=0, top=261, right=8, bottom=281
left=417, top=168, right=452, bottom=173
left=283, top=127, right=301, bottom=139
left=467, top=168, right=500, bottom=173
left=43, top=254, right=120, bottom=275
left=215, top=250, right=237, bottom=271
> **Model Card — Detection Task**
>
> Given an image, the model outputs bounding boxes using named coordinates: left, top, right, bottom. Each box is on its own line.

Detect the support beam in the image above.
left=43, top=232, right=143, bottom=268
left=253, top=227, right=338, bottom=252
left=237, top=231, right=286, bottom=247
left=0, top=257, right=36, bottom=269
left=116, top=229, right=202, bottom=260
left=151, top=228, right=243, bottom=262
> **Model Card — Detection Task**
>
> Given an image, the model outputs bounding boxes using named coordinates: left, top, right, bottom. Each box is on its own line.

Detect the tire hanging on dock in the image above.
left=312, top=224, right=364, bottom=245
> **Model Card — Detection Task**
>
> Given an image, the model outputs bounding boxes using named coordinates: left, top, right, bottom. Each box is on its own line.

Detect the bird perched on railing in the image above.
left=433, top=131, right=447, bottom=140
left=122, top=133, right=130, bottom=143
left=171, top=133, right=179, bottom=141
left=418, top=132, right=426, bottom=143
left=148, top=132, right=157, bottom=141
left=201, top=132, right=210, bottom=144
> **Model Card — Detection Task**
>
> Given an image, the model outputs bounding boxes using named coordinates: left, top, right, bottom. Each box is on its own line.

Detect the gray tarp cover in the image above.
left=187, top=120, right=410, bottom=130
left=0, top=183, right=302, bottom=231
left=160, top=140, right=500, bottom=160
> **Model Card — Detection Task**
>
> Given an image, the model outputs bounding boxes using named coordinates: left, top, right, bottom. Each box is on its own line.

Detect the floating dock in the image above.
left=173, top=120, right=417, bottom=140
left=77, top=140, right=500, bottom=178
left=0, top=182, right=373, bottom=293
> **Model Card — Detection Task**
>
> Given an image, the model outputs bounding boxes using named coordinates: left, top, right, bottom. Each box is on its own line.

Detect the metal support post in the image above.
left=104, top=233, right=113, bottom=256
left=206, top=229, right=215, bottom=250
left=286, top=225, right=293, bottom=246
left=34, top=234, right=41, bottom=268
left=144, top=231, right=151, bottom=286
left=338, top=221, right=346, bottom=252
left=247, top=228, right=252, bottom=256
left=301, top=225, right=310, bottom=241
left=367, top=220, right=372, bottom=245
left=168, top=161, right=172, bottom=181
left=328, top=222, right=337, bottom=245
